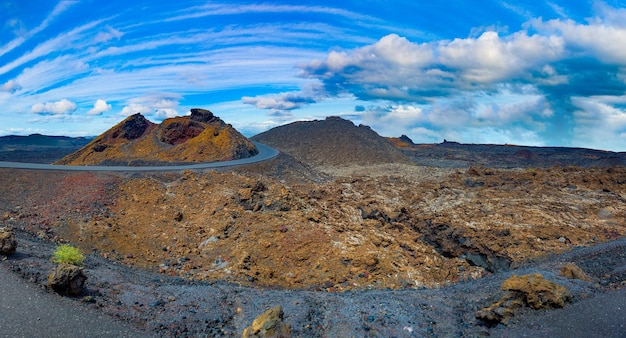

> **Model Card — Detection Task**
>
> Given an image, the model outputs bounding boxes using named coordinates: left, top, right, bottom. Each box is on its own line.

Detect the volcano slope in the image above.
left=55, top=108, right=258, bottom=166
left=1, top=116, right=626, bottom=336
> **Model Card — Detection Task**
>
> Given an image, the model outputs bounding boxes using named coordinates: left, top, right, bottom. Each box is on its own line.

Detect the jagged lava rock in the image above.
left=242, top=305, right=291, bottom=338
left=252, top=116, right=411, bottom=167
left=502, top=273, right=572, bottom=309
left=55, top=108, right=258, bottom=166
left=477, top=273, right=571, bottom=326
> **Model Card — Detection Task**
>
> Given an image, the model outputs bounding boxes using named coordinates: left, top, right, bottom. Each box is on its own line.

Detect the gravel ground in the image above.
left=2, top=229, right=625, bottom=337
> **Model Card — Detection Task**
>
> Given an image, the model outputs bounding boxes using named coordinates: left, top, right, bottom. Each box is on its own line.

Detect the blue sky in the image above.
left=2, top=1, right=626, bottom=150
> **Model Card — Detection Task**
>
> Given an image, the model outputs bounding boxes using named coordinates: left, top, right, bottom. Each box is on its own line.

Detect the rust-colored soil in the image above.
left=3, top=163, right=625, bottom=291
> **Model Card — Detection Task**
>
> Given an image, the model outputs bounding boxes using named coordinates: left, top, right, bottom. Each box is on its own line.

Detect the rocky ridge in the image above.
left=56, top=108, right=258, bottom=166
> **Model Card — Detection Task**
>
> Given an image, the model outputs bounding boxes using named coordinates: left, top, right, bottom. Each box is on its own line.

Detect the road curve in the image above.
left=0, top=141, right=279, bottom=172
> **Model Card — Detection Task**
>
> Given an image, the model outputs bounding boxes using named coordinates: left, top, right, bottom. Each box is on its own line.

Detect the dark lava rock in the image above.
left=113, top=113, right=153, bottom=140
left=0, top=226, right=17, bottom=256
left=47, top=263, right=87, bottom=296
left=190, top=108, right=219, bottom=123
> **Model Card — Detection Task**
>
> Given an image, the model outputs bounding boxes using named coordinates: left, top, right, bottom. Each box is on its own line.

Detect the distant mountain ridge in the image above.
left=252, top=116, right=411, bottom=167
left=0, top=134, right=92, bottom=148
left=56, top=108, right=258, bottom=166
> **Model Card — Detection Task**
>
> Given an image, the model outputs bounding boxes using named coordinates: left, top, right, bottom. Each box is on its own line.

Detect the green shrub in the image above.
left=51, top=244, right=84, bottom=266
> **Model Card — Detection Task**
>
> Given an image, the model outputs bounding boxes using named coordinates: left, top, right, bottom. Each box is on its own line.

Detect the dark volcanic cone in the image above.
left=252, top=116, right=411, bottom=167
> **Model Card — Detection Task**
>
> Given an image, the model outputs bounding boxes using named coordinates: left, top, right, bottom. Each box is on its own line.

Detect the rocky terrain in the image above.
left=1, top=116, right=625, bottom=336
left=55, top=108, right=258, bottom=166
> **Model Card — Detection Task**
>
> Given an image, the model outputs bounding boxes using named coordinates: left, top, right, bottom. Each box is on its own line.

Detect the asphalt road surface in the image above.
left=0, top=142, right=278, bottom=171
left=0, top=263, right=147, bottom=338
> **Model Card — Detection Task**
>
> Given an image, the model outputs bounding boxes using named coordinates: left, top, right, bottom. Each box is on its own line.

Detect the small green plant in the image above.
left=52, top=244, right=84, bottom=266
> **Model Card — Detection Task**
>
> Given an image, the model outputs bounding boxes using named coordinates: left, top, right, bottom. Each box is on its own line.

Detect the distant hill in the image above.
left=56, top=108, right=258, bottom=166
left=252, top=116, right=411, bottom=167
left=0, top=134, right=92, bottom=163
left=394, top=141, right=626, bottom=168
left=0, top=134, right=91, bottom=148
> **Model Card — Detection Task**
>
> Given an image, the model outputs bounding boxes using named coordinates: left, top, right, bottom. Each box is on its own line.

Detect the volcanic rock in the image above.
left=477, top=273, right=571, bottom=326
left=55, top=108, right=258, bottom=166
left=252, top=116, right=411, bottom=168
left=560, top=262, right=593, bottom=282
left=242, top=305, right=292, bottom=338
left=47, top=263, right=87, bottom=296
left=0, top=226, right=17, bottom=256
left=387, top=134, right=415, bottom=147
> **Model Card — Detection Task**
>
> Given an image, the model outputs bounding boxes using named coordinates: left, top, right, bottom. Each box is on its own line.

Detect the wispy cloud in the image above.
left=0, top=19, right=103, bottom=76
left=0, top=1, right=76, bottom=58
left=165, top=3, right=378, bottom=23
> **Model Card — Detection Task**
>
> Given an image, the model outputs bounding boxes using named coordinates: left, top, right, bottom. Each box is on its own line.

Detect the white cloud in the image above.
left=571, top=96, right=626, bottom=151
left=438, top=31, right=564, bottom=83
left=31, top=99, right=77, bottom=115
left=87, top=99, right=112, bottom=115
left=120, top=95, right=181, bottom=120
left=1, top=79, right=21, bottom=93
left=529, top=17, right=626, bottom=64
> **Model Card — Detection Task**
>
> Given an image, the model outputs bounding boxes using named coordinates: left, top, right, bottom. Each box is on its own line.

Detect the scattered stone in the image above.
left=560, top=262, right=593, bottom=282
left=477, top=273, right=571, bottom=326
left=242, top=305, right=291, bottom=338
left=0, top=226, right=17, bottom=256
left=476, top=294, right=524, bottom=326
left=47, top=263, right=87, bottom=296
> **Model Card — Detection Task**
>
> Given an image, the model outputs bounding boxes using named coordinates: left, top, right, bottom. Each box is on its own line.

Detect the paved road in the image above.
left=0, top=142, right=278, bottom=171
left=0, top=263, right=148, bottom=337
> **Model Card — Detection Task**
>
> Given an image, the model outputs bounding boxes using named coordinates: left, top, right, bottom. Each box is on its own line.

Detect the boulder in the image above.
left=47, top=263, right=87, bottom=296
left=560, top=262, right=593, bottom=282
left=477, top=273, right=571, bottom=326
left=502, top=273, right=572, bottom=309
left=0, top=226, right=17, bottom=256
left=242, top=305, right=291, bottom=338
